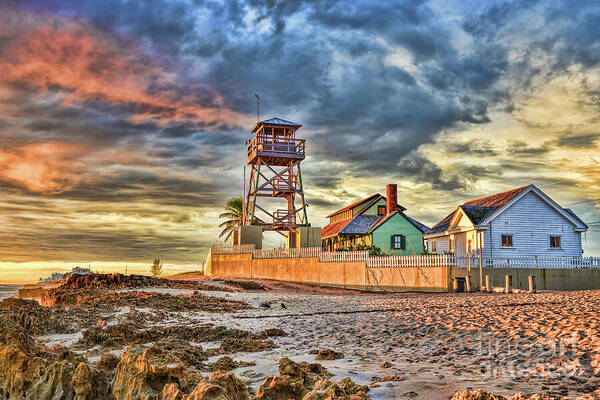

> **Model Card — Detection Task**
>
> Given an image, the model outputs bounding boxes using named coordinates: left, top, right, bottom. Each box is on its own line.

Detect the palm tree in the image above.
left=218, top=197, right=243, bottom=243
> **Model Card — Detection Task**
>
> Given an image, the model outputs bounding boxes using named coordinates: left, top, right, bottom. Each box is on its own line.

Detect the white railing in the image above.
left=368, top=255, right=452, bottom=268
left=477, top=255, right=600, bottom=269
left=319, top=251, right=369, bottom=262
left=210, top=245, right=600, bottom=269
left=253, top=247, right=321, bottom=259
left=367, top=255, right=600, bottom=269
left=210, top=244, right=255, bottom=255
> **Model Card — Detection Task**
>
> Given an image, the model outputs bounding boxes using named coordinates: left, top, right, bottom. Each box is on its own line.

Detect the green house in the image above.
left=321, top=184, right=429, bottom=255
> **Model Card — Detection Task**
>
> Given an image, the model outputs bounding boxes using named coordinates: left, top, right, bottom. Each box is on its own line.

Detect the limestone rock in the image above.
left=255, top=358, right=369, bottom=400
left=314, top=349, right=344, bottom=361
left=452, top=389, right=506, bottom=400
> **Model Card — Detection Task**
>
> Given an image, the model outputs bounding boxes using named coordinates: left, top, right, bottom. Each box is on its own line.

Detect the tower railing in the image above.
left=246, top=135, right=305, bottom=159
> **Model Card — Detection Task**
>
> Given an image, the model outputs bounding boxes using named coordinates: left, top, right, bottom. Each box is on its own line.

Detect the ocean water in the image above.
left=0, top=284, right=20, bottom=300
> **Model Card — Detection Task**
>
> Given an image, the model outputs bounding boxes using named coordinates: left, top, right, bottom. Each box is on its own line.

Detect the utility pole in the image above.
left=254, top=93, right=260, bottom=123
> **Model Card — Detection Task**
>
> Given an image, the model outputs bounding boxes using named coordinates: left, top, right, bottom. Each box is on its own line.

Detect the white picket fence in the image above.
left=319, top=251, right=369, bottom=262
left=368, top=254, right=600, bottom=269
left=210, top=245, right=600, bottom=269
left=477, top=255, right=600, bottom=269
left=210, top=244, right=255, bottom=255
left=253, top=247, right=321, bottom=259
left=368, top=255, right=451, bottom=268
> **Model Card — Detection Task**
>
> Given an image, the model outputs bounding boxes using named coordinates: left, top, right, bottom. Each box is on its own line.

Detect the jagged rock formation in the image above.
left=255, top=358, right=370, bottom=400
left=56, top=273, right=230, bottom=292
left=41, top=286, right=249, bottom=311
left=0, top=325, right=112, bottom=400
left=451, top=389, right=554, bottom=400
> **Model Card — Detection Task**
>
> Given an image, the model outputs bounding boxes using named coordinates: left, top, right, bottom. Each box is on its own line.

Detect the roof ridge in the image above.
left=326, top=193, right=382, bottom=218
left=462, top=184, right=532, bottom=205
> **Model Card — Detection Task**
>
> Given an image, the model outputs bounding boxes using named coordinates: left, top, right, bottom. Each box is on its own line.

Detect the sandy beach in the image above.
left=2, top=274, right=600, bottom=399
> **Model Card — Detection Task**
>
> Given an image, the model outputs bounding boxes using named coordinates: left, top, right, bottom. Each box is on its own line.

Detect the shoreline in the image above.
left=2, top=273, right=599, bottom=399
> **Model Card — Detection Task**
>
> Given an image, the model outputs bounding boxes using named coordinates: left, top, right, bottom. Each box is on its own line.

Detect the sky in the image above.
left=0, top=0, right=599, bottom=283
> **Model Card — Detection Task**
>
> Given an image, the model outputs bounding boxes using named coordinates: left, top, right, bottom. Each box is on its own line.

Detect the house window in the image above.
left=449, top=237, right=455, bottom=253
left=431, top=241, right=437, bottom=252
left=550, top=235, right=561, bottom=249
left=378, top=205, right=386, bottom=216
left=501, top=234, right=513, bottom=248
left=392, top=235, right=405, bottom=250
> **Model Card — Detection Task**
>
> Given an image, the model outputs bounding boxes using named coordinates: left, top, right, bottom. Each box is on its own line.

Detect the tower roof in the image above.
left=251, top=118, right=301, bottom=133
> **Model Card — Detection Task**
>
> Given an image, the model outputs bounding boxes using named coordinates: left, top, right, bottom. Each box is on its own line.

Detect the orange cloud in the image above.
left=0, top=7, right=249, bottom=127
left=0, top=142, right=87, bottom=193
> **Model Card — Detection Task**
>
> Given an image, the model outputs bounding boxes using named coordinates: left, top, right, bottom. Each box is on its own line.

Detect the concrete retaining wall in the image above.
left=208, top=253, right=449, bottom=291
left=208, top=251, right=600, bottom=292
left=365, top=267, right=450, bottom=292
left=452, top=267, right=600, bottom=291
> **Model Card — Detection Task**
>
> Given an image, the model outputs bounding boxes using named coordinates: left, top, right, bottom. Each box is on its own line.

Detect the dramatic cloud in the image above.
left=0, top=142, right=87, bottom=193
left=0, top=0, right=599, bottom=281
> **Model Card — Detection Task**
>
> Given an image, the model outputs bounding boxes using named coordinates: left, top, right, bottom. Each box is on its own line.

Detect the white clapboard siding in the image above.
left=428, top=237, right=450, bottom=255
left=486, top=191, right=583, bottom=257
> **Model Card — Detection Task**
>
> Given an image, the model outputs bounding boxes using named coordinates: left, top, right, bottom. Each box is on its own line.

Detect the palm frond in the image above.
left=217, top=197, right=244, bottom=244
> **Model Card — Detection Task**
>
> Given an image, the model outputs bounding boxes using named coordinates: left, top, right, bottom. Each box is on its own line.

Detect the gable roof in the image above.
left=326, top=193, right=406, bottom=218
left=339, top=215, right=381, bottom=234
left=460, top=205, right=498, bottom=225
left=425, top=186, right=530, bottom=235
left=322, top=211, right=430, bottom=239
left=368, top=210, right=430, bottom=234
left=321, top=218, right=353, bottom=239
left=425, top=184, right=588, bottom=235
left=564, top=208, right=589, bottom=228
left=404, top=215, right=431, bottom=233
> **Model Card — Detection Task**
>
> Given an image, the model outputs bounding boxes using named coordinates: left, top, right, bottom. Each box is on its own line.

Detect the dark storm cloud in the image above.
left=397, top=151, right=465, bottom=191
left=444, top=141, right=497, bottom=157
left=556, top=133, right=600, bottom=148
left=507, top=140, right=552, bottom=156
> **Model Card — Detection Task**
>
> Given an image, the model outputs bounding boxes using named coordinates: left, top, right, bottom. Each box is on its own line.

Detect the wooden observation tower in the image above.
left=240, top=118, right=318, bottom=247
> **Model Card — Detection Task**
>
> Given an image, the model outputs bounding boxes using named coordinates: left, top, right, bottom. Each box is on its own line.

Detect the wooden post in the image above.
left=466, top=251, right=471, bottom=292
left=485, top=275, right=491, bottom=293
left=528, top=275, right=536, bottom=293
left=478, top=231, right=483, bottom=290
left=505, top=275, right=512, bottom=294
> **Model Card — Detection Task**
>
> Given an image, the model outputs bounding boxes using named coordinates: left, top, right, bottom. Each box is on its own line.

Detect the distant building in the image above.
left=424, top=184, right=588, bottom=257
left=43, top=272, right=64, bottom=283
left=321, top=184, right=429, bottom=254
left=71, top=266, right=91, bottom=275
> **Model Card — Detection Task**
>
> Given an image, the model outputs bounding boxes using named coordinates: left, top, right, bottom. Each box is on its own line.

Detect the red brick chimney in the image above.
left=386, top=184, right=398, bottom=214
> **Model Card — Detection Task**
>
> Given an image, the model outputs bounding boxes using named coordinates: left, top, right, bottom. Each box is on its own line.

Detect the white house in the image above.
left=424, top=185, right=588, bottom=257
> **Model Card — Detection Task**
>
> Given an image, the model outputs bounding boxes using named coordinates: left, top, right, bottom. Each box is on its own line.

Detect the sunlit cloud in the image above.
left=0, top=142, right=87, bottom=193
left=0, top=6, right=249, bottom=128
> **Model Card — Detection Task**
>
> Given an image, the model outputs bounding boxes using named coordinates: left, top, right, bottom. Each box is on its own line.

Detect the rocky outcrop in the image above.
left=255, top=358, right=369, bottom=400
left=314, top=349, right=344, bottom=361
left=18, top=286, right=49, bottom=299
left=0, top=297, right=80, bottom=335
left=0, top=326, right=111, bottom=400
left=451, top=389, right=554, bottom=400
left=42, top=288, right=249, bottom=312
left=57, top=273, right=232, bottom=292
left=113, top=346, right=250, bottom=400
left=113, top=346, right=200, bottom=399
left=76, top=323, right=259, bottom=351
